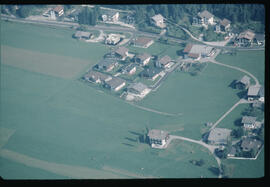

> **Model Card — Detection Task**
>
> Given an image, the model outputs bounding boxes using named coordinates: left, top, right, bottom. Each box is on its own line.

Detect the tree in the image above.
left=231, top=128, right=244, bottom=138
left=17, top=6, right=32, bottom=18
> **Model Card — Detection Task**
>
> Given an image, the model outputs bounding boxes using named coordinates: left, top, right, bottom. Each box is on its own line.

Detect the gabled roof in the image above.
left=141, top=67, right=162, bottom=78
left=148, top=129, right=168, bottom=140
left=198, top=10, right=214, bottom=19
left=53, top=5, right=64, bottom=13
left=238, top=75, right=250, bottom=85
left=74, top=31, right=92, bottom=38
left=84, top=71, right=111, bottom=82
left=115, top=47, right=128, bottom=57
left=238, top=30, right=255, bottom=40
left=241, top=138, right=262, bottom=151
left=183, top=43, right=193, bottom=53
left=208, top=128, right=231, bottom=143
left=158, top=55, right=171, bottom=65
left=188, top=53, right=200, bottom=58
left=105, top=77, right=125, bottom=89
left=255, top=33, right=265, bottom=41
left=136, top=53, right=151, bottom=61
left=241, top=116, right=257, bottom=124
left=258, top=86, right=264, bottom=97
left=151, top=14, right=164, bottom=22
left=98, top=58, right=117, bottom=68
left=128, top=82, right=148, bottom=93
left=134, top=37, right=153, bottom=46
left=247, top=85, right=261, bottom=96
left=220, top=18, right=231, bottom=27
left=122, top=63, right=136, bottom=72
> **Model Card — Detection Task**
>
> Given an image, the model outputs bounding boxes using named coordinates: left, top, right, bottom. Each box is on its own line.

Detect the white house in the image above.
left=147, top=129, right=169, bottom=149
left=151, top=14, right=166, bottom=28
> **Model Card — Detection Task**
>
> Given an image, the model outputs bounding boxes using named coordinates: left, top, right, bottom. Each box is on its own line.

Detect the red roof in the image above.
left=53, top=5, right=64, bottom=13
left=188, top=53, right=200, bottom=58
left=183, top=43, right=193, bottom=53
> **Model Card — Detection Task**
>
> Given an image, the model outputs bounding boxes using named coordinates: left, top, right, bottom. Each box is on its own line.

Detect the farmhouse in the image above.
left=241, top=116, right=257, bottom=130
left=133, top=37, right=154, bottom=48
left=53, top=5, right=64, bottom=17
left=216, top=18, right=231, bottom=33
left=241, top=137, right=262, bottom=152
left=105, top=34, right=122, bottom=45
left=127, top=82, right=149, bottom=96
left=102, top=11, right=119, bottom=22
left=193, top=10, right=214, bottom=26
left=235, top=75, right=250, bottom=89
left=140, top=67, right=163, bottom=81
left=207, top=128, right=231, bottom=145
left=104, top=77, right=126, bottom=92
left=115, top=47, right=129, bottom=60
left=73, top=31, right=92, bottom=40
left=155, top=55, right=174, bottom=69
left=247, top=85, right=263, bottom=101
left=235, top=30, right=255, bottom=46
left=96, top=58, right=118, bottom=72
left=135, top=53, right=151, bottom=66
left=121, top=63, right=136, bottom=75
left=84, top=70, right=112, bottom=84
left=151, top=14, right=166, bottom=28
left=183, top=43, right=215, bottom=60
left=147, top=129, right=169, bottom=149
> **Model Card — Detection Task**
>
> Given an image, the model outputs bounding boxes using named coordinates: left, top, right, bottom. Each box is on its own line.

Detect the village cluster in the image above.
left=47, top=5, right=264, bottom=159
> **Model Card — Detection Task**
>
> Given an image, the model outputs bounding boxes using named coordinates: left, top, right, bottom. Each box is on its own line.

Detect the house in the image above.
left=104, top=77, right=126, bottom=92
left=84, top=70, right=112, bottom=84
left=235, top=75, right=250, bottom=89
left=105, top=34, right=122, bottom=45
left=247, top=85, right=262, bottom=101
left=121, top=63, right=136, bottom=75
left=133, top=37, right=154, bottom=48
left=193, top=10, right=214, bottom=26
left=147, top=129, right=169, bottom=149
left=135, top=53, right=151, bottom=66
left=140, top=67, right=163, bottom=81
left=241, top=137, right=262, bottom=152
left=241, top=116, right=257, bottom=130
left=73, top=31, right=92, bottom=40
left=115, top=47, right=129, bottom=60
left=216, top=18, right=231, bottom=33
left=207, top=128, right=231, bottom=145
left=127, top=82, right=150, bottom=96
left=254, top=33, right=265, bottom=46
left=235, top=30, right=255, bottom=46
left=151, top=14, right=166, bottom=28
left=183, top=43, right=215, bottom=60
left=156, top=55, right=174, bottom=69
left=102, top=11, right=119, bottom=22
left=53, top=5, right=64, bottom=17
left=96, top=58, right=118, bottom=72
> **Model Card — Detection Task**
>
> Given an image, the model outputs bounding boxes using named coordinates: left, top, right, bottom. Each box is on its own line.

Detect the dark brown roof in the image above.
left=183, top=43, right=193, bottom=53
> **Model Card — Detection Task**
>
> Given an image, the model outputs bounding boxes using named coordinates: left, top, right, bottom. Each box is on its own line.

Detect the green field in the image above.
left=0, top=20, right=264, bottom=179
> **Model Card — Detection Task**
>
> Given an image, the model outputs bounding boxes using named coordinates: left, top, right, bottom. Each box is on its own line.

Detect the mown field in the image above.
left=0, top=20, right=264, bottom=179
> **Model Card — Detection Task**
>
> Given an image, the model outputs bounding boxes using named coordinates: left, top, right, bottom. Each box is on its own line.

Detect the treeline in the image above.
left=103, top=4, right=265, bottom=24
left=78, top=6, right=100, bottom=26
